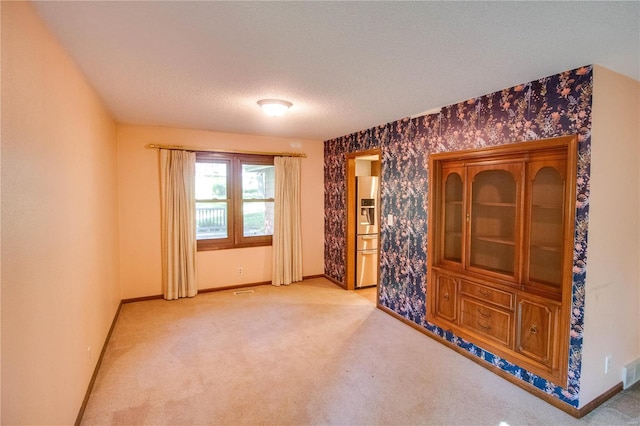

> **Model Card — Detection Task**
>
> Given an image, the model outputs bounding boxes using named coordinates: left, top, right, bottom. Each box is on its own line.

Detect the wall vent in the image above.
left=233, top=289, right=255, bottom=295
left=623, top=358, right=640, bottom=389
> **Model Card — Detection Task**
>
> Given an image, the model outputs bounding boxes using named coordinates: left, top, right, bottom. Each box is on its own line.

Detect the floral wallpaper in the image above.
left=324, top=65, right=592, bottom=407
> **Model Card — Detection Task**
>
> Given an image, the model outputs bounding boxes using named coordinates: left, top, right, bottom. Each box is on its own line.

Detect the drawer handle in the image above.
left=479, top=322, right=492, bottom=331
left=443, top=293, right=450, bottom=301
left=477, top=308, right=491, bottom=318
left=478, top=289, right=491, bottom=297
left=530, top=324, right=538, bottom=335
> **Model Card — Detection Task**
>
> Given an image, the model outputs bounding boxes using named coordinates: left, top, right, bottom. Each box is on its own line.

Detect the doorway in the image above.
left=345, top=150, right=381, bottom=299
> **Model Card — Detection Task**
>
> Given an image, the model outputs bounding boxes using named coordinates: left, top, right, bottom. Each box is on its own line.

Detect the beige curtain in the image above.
left=160, top=149, right=197, bottom=300
left=272, top=156, right=303, bottom=286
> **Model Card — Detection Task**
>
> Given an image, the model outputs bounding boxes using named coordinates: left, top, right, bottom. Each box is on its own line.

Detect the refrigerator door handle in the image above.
left=356, top=249, right=378, bottom=287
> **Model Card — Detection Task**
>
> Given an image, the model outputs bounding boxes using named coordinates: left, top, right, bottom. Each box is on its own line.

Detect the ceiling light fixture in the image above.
left=257, top=99, right=292, bottom=117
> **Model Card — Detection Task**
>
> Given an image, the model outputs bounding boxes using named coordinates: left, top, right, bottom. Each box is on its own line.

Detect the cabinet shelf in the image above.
left=473, top=235, right=515, bottom=246
left=473, top=202, right=516, bottom=208
left=532, top=204, right=562, bottom=210
left=530, top=244, right=561, bottom=252
left=469, top=265, right=514, bottom=276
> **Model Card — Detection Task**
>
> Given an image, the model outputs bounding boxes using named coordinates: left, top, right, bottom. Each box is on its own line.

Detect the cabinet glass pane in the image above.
left=470, top=170, right=516, bottom=275
left=529, top=167, right=563, bottom=286
left=444, top=172, right=463, bottom=262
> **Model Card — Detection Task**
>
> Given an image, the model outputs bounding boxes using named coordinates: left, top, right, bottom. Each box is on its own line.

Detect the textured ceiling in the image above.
left=33, top=1, right=639, bottom=141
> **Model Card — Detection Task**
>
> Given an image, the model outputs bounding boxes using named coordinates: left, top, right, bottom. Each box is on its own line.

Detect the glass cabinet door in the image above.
left=468, top=164, right=521, bottom=277
left=442, top=168, right=464, bottom=263
left=526, top=161, right=566, bottom=292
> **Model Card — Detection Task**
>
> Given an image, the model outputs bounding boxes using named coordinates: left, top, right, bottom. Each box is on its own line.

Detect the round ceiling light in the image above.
left=257, top=99, right=292, bottom=117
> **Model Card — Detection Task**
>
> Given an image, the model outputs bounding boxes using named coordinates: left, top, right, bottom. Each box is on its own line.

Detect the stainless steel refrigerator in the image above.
left=356, top=176, right=379, bottom=288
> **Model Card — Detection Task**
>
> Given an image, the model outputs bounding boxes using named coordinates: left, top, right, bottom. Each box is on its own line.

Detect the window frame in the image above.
left=196, top=152, right=274, bottom=251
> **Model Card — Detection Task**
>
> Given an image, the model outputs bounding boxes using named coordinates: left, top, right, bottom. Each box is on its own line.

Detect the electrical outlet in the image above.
left=605, top=355, right=613, bottom=374
left=237, top=267, right=243, bottom=275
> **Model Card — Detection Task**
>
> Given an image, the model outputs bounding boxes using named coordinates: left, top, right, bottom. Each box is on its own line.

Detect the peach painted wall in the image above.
left=117, top=124, right=324, bottom=299
left=579, top=66, right=640, bottom=406
left=0, top=2, right=3, bottom=420
left=1, top=2, right=120, bottom=424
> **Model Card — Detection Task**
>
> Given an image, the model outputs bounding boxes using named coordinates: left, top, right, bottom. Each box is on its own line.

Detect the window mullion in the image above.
left=233, top=156, right=242, bottom=244
left=228, top=159, right=233, bottom=244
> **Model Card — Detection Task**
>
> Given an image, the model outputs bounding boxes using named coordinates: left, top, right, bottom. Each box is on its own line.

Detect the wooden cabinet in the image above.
left=427, top=136, right=577, bottom=386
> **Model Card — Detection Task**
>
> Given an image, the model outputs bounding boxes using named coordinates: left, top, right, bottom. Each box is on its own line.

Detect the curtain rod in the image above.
left=146, top=143, right=307, bottom=158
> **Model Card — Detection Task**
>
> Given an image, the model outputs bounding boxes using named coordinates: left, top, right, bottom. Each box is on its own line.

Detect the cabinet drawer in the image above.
left=460, top=298, right=512, bottom=347
left=460, top=280, right=513, bottom=310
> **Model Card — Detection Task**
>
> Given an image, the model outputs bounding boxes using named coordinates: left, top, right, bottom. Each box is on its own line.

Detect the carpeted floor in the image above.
left=80, top=278, right=639, bottom=425
left=354, top=285, right=377, bottom=304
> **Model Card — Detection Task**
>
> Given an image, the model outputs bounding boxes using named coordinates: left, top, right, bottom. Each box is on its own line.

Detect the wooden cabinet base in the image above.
left=429, top=267, right=567, bottom=387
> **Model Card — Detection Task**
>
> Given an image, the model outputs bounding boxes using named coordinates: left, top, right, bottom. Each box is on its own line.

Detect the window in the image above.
left=195, top=152, right=275, bottom=250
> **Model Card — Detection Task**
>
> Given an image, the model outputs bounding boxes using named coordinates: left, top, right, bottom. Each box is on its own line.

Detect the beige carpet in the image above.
left=81, top=278, right=639, bottom=425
